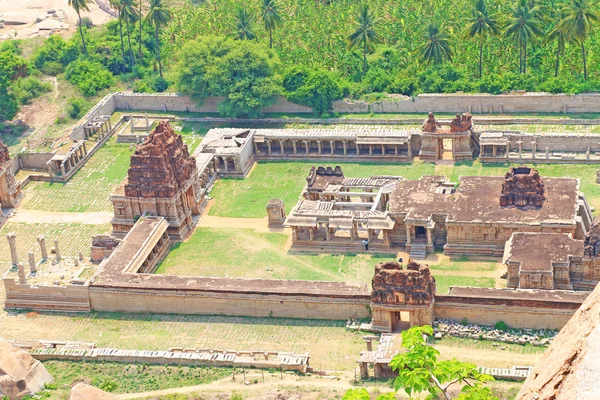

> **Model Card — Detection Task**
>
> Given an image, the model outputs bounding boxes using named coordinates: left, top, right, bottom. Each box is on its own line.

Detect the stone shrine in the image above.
left=370, top=261, right=436, bottom=332
left=500, top=166, right=546, bottom=208
left=110, top=121, right=203, bottom=240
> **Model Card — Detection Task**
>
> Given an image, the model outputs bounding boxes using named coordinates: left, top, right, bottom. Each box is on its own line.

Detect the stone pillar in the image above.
left=60, top=163, right=66, bottom=177
left=253, top=142, right=259, bottom=154
left=492, top=145, right=497, bottom=157
left=517, top=141, right=523, bottom=159
left=6, top=232, right=18, bottom=266
left=356, top=144, right=361, bottom=156
left=505, top=143, right=510, bottom=159
left=292, top=141, right=297, bottom=155
left=546, top=147, right=549, bottom=159
left=309, top=227, right=315, bottom=241
left=130, top=116, right=135, bottom=133
left=405, top=226, right=411, bottom=246
left=304, top=141, right=309, bottom=155
left=145, top=113, right=149, bottom=128
left=317, top=141, right=322, bottom=155
left=47, top=161, right=54, bottom=177
left=343, top=141, right=347, bottom=156
left=394, top=145, right=398, bottom=156
left=369, top=144, right=373, bottom=156
left=587, top=144, right=591, bottom=160
left=325, top=224, right=331, bottom=242
left=426, top=228, right=433, bottom=247
left=17, top=263, right=26, bottom=284
left=223, top=157, right=229, bottom=172
left=54, top=239, right=61, bottom=262
left=38, top=235, right=48, bottom=260
left=267, top=140, right=272, bottom=155
left=330, top=140, right=335, bottom=155
left=291, top=226, right=298, bottom=241
left=280, top=140, right=285, bottom=156
left=532, top=141, right=537, bottom=158
left=27, top=252, right=36, bottom=273
left=381, top=144, right=385, bottom=155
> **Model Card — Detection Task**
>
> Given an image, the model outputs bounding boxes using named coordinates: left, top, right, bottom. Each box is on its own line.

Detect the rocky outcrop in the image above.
left=371, top=261, right=436, bottom=306
left=124, top=121, right=197, bottom=198
left=68, top=383, right=120, bottom=400
left=0, top=140, right=10, bottom=165
left=500, top=166, right=546, bottom=208
left=0, top=338, right=54, bottom=400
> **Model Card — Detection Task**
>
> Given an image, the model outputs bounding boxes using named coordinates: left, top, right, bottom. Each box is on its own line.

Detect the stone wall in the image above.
left=14, top=152, right=54, bottom=171
left=88, top=287, right=371, bottom=320
left=69, top=94, right=117, bottom=140
left=3, top=279, right=91, bottom=312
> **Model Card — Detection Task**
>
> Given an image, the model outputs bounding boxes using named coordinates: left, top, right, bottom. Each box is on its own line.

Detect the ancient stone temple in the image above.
left=0, top=140, right=22, bottom=209
left=418, top=112, right=474, bottom=161
left=110, top=121, right=203, bottom=240
left=500, top=166, right=545, bottom=208
left=370, top=261, right=436, bottom=332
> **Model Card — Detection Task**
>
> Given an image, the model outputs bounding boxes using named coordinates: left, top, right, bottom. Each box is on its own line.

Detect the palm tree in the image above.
left=110, top=0, right=126, bottom=65
left=261, top=0, right=282, bottom=48
left=505, top=0, right=542, bottom=74
left=464, top=0, right=500, bottom=78
left=347, top=4, right=383, bottom=73
left=138, top=0, right=144, bottom=58
left=546, top=11, right=567, bottom=77
left=557, top=0, right=600, bottom=80
left=420, top=23, right=453, bottom=65
left=234, top=8, right=256, bottom=40
left=68, top=0, right=91, bottom=55
left=121, top=0, right=139, bottom=67
left=145, top=0, right=172, bottom=78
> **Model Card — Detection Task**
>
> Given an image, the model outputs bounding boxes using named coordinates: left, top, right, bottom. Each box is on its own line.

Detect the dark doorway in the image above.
left=415, top=226, right=426, bottom=238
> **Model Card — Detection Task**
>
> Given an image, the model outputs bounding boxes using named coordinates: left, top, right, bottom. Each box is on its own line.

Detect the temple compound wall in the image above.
left=0, top=140, right=23, bottom=210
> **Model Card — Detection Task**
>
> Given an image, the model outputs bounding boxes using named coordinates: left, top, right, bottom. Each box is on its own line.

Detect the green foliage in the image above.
left=286, top=69, right=342, bottom=114
left=387, top=326, right=497, bottom=400
left=342, top=388, right=370, bottom=400
left=230, top=392, right=244, bottom=400
left=494, top=320, right=509, bottom=332
left=0, top=51, right=28, bottom=81
left=173, top=36, right=281, bottom=117
left=461, top=318, right=469, bottom=326
left=67, top=97, right=89, bottom=119
left=65, top=59, right=114, bottom=96
left=32, top=35, right=80, bottom=74
left=12, top=77, right=52, bottom=105
left=0, top=82, right=18, bottom=122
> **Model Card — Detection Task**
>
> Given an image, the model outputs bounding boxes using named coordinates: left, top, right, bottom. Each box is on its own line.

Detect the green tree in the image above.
left=173, top=36, right=281, bottom=117
left=505, top=0, right=542, bottom=74
left=109, top=0, right=127, bottom=65
left=546, top=11, right=567, bottom=77
left=0, top=80, right=18, bottom=122
left=420, top=23, right=453, bottom=65
left=464, top=0, right=500, bottom=78
left=261, top=0, right=282, bottom=49
left=287, top=70, right=342, bottom=114
left=347, top=4, right=383, bottom=73
left=556, top=0, right=600, bottom=80
left=68, top=0, right=92, bottom=55
left=234, top=8, right=256, bottom=41
left=121, top=0, right=140, bottom=67
left=146, top=0, right=172, bottom=78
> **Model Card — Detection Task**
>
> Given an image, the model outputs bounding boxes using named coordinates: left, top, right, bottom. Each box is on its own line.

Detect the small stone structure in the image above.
left=419, top=112, right=474, bottom=161
left=90, top=235, right=122, bottom=263
left=0, top=140, right=23, bottom=209
left=500, top=166, right=545, bottom=208
left=0, top=337, right=54, bottom=400
left=357, top=333, right=403, bottom=379
left=110, top=121, right=204, bottom=240
left=370, top=261, right=436, bottom=332
left=266, top=199, right=286, bottom=227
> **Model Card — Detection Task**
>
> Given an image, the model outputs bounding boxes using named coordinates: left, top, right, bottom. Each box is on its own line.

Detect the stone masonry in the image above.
left=0, top=140, right=22, bottom=209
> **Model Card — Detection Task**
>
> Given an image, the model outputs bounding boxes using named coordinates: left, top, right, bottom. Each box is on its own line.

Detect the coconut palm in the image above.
left=121, top=0, right=139, bottom=67
left=557, top=0, right=600, bottom=80
left=68, top=0, right=91, bottom=55
left=464, top=0, right=500, bottom=78
left=109, top=0, right=126, bottom=65
left=420, top=23, right=453, bottom=65
left=505, top=0, right=542, bottom=74
left=261, top=0, right=282, bottom=48
left=546, top=11, right=567, bottom=77
left=234, top=8, right=256, bottom=40
left=138, top=0, right=144, bottom=58
left=347, top=4, right=383, bottom=73
left=145, top=0, right=172, bottom=78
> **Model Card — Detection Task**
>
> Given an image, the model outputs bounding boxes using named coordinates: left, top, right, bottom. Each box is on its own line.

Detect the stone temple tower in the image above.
left=110, top=121, right=202, bottom=240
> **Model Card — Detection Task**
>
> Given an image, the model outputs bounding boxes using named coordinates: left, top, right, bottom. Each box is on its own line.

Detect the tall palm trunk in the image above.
left=519, top=46, right=522, bottom=73
left=555, top=42, right=560, bottom=77
left=523, top=42, right=527, bottom=74
left=155, top=25, right=163, bottom=78
left=118, top=10, right=126, bottom=65
left=363, top=39, right=367, bottom=73
left=269, top=27, right=273, bottom=48
left=77, top=11, right=88, bottom=55
left=581, top=41, right=587, bottom=81
left=125, top=17, right=135, bottom=67
left=138, top=0, right=143, bottom=58
left=478, top=40, right=483, bottom=79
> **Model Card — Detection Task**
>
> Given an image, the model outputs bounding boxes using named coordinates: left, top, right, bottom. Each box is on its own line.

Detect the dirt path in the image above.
left=8, top=209, right=112, bottom=224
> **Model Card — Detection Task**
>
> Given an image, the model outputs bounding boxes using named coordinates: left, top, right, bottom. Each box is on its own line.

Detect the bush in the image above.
left=287, top=69, right=343, bottom=114
left=41, top=61, right=64, bottom=76
left=282, top=66, right=310, bottom=92
left=0, top=83, right=18, bottom=122
left=65, top=59, right=114, bottom=96
left=12, top=77, right=52, bottom=105
left=79, top=17, right=94, bottom=28
left=132, top=80, right=152, bottom=93
left=146, top=75, right=169, bottom=92
left=495, top=321, right=509, bottom=332
left=32, top=35, right=80, bottom=72
left=67, top=98, right=88, bottom=119
left=460, top=318, right=469, bottom=326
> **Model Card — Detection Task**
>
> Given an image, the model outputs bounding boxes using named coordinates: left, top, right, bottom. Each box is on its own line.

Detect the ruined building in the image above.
left=110, top=121, right=203, bottom=240
left=0, top=140, right=22, bottom=209
left=370, top=261, right=436, bottom=332
left=500, top=166, right=546, bottom=208
left=419, top=112, right=473, bottom=161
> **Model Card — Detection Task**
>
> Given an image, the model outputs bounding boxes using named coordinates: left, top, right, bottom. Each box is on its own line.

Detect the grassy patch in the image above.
left=36, top=361, right=231, bottom=399
left=428, top=256, right=499, bottom=272
left=435, top=276, right=496, bottom=295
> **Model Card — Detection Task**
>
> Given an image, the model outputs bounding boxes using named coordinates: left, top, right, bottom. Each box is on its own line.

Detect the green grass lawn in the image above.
left=209, top=160, right=600, bottom=219
left=158, top=227, right=497, bottom=291
left=37, top=361, right=232, bottom=399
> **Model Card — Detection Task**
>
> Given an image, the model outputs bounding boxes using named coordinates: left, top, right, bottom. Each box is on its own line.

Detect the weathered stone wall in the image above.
left=3, top=279, right=91, bottom=312
left=88, top=287, right=371, bottom=320
left=69, top=94, right=117, bottom=140
left=14, top=152, right=54, bottom=171
left=504, top=133, right=600, bottom=153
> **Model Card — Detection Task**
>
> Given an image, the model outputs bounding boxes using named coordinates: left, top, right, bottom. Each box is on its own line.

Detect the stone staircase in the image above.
left=409, top=242, right=427, bottom=260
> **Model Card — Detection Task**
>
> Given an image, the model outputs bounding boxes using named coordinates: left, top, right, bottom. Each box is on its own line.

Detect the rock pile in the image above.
left=433, top=319, right=557, bottom=347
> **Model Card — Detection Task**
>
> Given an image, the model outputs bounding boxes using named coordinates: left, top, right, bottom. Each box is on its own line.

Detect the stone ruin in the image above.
left=90, top=234, right=122, bottom=263
left=449, top=112, right=473, bottom=133
left=371, top=261, right=436, bottom=306
left=0, top=139, right=23, bottom=209
left=421, top=112, right=441, bottom=133
left=0, top=338, right=54, bottom=400
left=500, top=166, right=546, bottom=208
left=306, top=165, right=344, bottom=186
left=266, top=199, right=286, bottom=227
left=584, top=216, right=600, bottom=257
left=124, top=121, right=197, bottom=198
left=67, top=383, right=119, bottom=400
left=0, top=140, right=9, bottom=165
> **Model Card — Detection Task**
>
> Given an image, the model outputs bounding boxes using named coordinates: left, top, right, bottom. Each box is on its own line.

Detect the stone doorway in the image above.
left=392, top=311, right=411, bottom=332
left=415, top=226, right=427, bottom=239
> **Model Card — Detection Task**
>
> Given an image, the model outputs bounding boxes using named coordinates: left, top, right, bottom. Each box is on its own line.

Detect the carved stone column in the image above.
left=6, top=232, right=18, bottom=266
left=38, top=235, right=48, bottom=260
left=54, top=239, right=61, bottom=262
left=27, top=252, right=36, bottom=273
left=17, top=263, right=26, bottom=284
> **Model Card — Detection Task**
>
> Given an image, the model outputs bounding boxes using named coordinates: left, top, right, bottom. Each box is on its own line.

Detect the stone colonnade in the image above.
left=255, top=138, right=411, bottom=159
left=47, top=141, right=89, bottom=178
left=83, top=115, right=112, bottom=139
left=290, top=221, right=391, bottom=245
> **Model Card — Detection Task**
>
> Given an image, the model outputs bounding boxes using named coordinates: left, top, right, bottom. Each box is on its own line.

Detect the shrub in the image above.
left=495, top=320, right=509, bottom=332
left=0, top=83, right=18, bottom=122
left=12, top=77, right=52, bottom=105
left=32, top=35, right=80, bottom=72
left=287, top=70, right=343, bottom=114
left=41, top=61, right=64, bottom=76
left=79, top=17, right=94, bottom=28
left=67, top=98, right=88, bottom=119
left=65, top=59, right=114, bottom=96
left=282, top=66, right=310, bottom=92
left=460, top=318, right=469, bottom=326
left=132, top=80, right=152, bottom=93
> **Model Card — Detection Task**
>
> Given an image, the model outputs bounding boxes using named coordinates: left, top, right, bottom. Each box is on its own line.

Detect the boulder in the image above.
left=68, top=383, right=120, bottom=400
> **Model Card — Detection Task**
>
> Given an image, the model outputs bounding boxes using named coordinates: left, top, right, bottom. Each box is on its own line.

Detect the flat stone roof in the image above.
left=444, top=287, right=589, bottom=304
left=388, top=175, right=579, bottom=224
left=505, top=233, right=584, bottom=272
